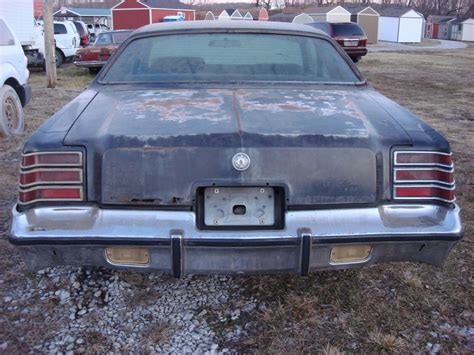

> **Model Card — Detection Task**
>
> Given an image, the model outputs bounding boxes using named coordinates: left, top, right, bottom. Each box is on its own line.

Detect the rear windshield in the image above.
left=333, top=23, right=365, bottom=36
left=103, top=33, right=359, bottom=84
left=94, top=31, right=131, bottom=45
left=54, top=24, right=67, bottom=35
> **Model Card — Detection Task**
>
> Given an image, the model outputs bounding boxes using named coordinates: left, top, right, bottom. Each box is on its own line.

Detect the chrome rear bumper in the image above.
left=9, top=204, right=463, bottom=276
left=73, top=60, right=106, bottom=68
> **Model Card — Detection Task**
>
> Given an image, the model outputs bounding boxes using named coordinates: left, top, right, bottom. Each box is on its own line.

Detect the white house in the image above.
left=378, top=8, right=424, bottom=43
left=450, top=18, right=474, bottom=41
left=306, top=5, right=351, bottom=23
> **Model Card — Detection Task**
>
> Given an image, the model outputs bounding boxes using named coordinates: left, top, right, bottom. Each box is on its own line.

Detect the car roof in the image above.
left=134, top=20, right=327, bottom=37
left=98, top=30, right=132, bottom=34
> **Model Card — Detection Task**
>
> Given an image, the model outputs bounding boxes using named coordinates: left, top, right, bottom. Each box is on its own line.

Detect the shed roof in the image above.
left=439, top=17, right=457, bottom=23
left=305, top=5, right=338, bottom=14
left=450, top=17, right=470, bottom=25
left=428, top=15, right=455, bottom=24
left=376, top=7, right=420, bottom=18
left=139, top=0, right=193, bottom=10
left=269, top=13, right=297, bottom=23
left=54, top=7, right=112, bottom=17
left=343, top=5, right=379, bottom=16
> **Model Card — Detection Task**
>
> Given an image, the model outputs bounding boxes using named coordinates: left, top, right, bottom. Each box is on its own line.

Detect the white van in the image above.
left=0, top=17, right=31, bottom=137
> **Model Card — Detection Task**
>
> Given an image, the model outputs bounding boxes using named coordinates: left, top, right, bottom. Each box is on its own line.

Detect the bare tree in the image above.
left=43, top=0, right=57, bottom=88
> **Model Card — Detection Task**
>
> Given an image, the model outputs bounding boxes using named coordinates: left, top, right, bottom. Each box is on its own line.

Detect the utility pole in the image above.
left=43, top=0, right=57, bottom=88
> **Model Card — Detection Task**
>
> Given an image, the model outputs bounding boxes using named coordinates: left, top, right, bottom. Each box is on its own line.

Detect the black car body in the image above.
left=307, top=22, right=368, bottom=62
left=10, top=21, right=462, bottom=277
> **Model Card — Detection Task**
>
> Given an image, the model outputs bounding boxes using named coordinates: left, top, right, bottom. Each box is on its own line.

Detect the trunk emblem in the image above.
left=232, top=153, right=250, bottom=171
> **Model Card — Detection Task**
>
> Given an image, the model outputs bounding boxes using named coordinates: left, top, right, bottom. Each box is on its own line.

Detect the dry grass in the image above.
left=0, top=48, right=473, bottom=353
left=224, top=45, right=474, bottom=353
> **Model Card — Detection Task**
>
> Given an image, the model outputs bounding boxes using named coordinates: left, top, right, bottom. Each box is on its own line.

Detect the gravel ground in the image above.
left=1, top=46, right=473, bottom=353
left=3, top=266, right=256, bottom=353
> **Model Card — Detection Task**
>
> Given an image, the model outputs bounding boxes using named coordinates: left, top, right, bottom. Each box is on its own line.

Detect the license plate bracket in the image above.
left=201, top=187, right=281, bottom=228
left=344, top=40, right=359, bottom=47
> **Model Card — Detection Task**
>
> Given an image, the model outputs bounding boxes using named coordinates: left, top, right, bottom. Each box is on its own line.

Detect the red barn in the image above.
left=112, top=0, right=195, bottom=30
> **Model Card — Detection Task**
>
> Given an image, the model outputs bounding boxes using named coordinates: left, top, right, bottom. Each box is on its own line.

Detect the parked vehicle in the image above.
left=37, top=20, right=81, bottom=66
left=0, top=0, right=45, bottom=69
left=0, top=17, right=31, bottom=137
left=10, top=22, right=463, bottom=276
left=73, top=20, right=90, bottom=47
left=74, top=30, right=132, bottom=74
left=307, top=22, right=368, bottom=62
left=87, top=23, right=109, bottom=42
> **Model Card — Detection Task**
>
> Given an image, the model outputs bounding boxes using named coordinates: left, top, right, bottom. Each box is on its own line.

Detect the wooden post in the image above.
left=43, top=0, right=57, bottom=88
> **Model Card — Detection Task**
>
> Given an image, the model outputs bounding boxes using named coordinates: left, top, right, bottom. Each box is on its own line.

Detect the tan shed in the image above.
left=345, top=6, right=379, bottom=44
left=306, top=5, right=351, bottom=23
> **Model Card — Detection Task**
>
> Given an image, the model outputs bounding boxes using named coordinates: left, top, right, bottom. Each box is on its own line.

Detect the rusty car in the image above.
left=10, top=21, right=463, bottom=277
left=74, top=30, right=132, bottom=74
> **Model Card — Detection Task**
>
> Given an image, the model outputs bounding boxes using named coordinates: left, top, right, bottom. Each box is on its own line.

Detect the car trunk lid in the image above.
left=64, top=86, right=412, bottom=206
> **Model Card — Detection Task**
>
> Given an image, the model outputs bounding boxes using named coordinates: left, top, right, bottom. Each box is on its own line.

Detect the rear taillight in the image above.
left=19, top=151, right=84, bottom=205
left=99, top=48, right=111, bottom=61
left=359, top=37, right=367, bottom=46
left=393, top=151, right=455, bottom=203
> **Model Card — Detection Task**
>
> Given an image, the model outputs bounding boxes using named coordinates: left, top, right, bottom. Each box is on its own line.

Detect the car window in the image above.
left=94, top=33, right=113, bottom=45
left=308, top=23, right=330, bottom=35
left=0, top=19, right=15, bottom=46
left=54, top=23, right=67, bottom=35
left=103, top=33, right=359, bottom=84
left=112, top=31, right=131, bottom=44
left=73, top=22, right=85, bottom=36
left=333, top=24, right=365, bottom=36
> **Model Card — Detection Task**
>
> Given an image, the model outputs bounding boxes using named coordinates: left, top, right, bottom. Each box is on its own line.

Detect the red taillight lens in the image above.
left=19, top=187, right=83, bottom=204
left=21, top=152, right=82, bottom=168
left=19, top=152, right=84, bottom=205
left=394, top=168, right=454, bottom=184
left=394, top=186, right=455, bottom=201
left=20, top=169, right=82, bottom=187
left=393, top=151, right=455, bottom=203
left=395, top=151, right=453, bottom=167
left=359, top=37, right=367, bottom=46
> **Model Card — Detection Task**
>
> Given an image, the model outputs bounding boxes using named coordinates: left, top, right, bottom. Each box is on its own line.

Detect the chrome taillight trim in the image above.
left=19, top=168, right=84, bottom=188
left=18, top=185, right=84, bottom=205
left=394, top=151, right=453, bottom=169
left=21, top=151, right=83, bottom=169
left=393, top=184, right=456, bottom=203
left=393, top=151, right=456, bottom=203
